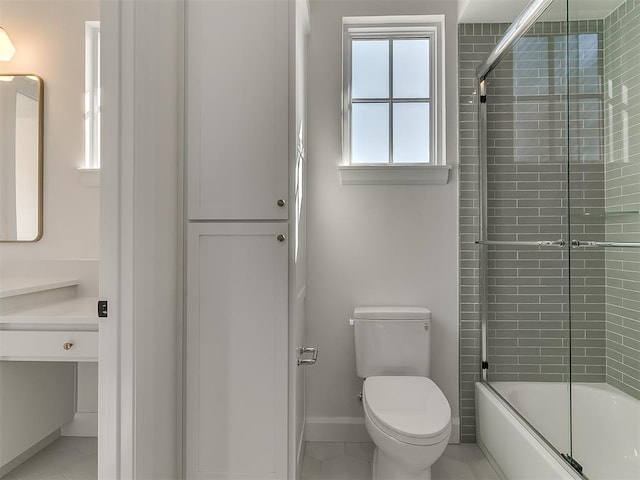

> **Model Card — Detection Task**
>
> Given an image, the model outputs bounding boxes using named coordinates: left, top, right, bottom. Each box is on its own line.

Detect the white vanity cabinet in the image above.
left=0, top=280, right=98, bottom=362
left=186, top=223, right=288, bottom=479
left=0, top=279, right=98, bottom=472
left=186, top=0, right=289, bottom=221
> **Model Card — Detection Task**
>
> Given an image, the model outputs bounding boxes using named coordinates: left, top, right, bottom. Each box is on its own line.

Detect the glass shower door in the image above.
left=479, top=1, right=573, bottom=459
left=567, top=0, right=640, bottom=478
left=476, top=0, right=640, bottom=477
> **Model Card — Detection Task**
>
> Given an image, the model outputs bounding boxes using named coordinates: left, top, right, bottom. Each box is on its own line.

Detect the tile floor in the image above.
left=302, top=442, right=500, bottom=480
left=2, top=437, right=499, bottom=480
left=1, top=437, right=97, bottom=480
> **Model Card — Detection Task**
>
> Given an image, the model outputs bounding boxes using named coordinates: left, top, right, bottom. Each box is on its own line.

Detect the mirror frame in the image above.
left=0, top=74, right=44, bottom=242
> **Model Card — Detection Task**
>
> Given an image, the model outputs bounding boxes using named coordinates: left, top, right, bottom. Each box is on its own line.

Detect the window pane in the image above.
left=393, top=39, right=430, bottom=99
left=352, top=40, right=389, bottom=99
left=393, top=103, right=430, bottom=163
left=352, top=103, right=389, bottom=164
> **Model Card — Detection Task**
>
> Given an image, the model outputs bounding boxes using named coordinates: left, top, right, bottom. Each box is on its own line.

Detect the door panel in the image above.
left=186, top=0, right=289, bottom=220
left=186, top=223, right=288, bottom=479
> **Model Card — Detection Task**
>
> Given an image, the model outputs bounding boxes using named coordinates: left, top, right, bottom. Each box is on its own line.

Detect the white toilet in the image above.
left=351, top=306, right=451, bottom=480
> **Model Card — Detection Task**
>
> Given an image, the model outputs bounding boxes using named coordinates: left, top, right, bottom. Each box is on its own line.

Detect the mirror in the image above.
left=0, top=74, right=43, bottom=242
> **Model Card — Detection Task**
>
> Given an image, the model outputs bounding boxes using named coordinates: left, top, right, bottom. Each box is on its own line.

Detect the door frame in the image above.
left=98, top=0, right=125, bottom=476
left=100, top=0, right=182, bottom=478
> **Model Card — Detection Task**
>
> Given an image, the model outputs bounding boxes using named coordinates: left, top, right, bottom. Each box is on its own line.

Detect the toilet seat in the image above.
left=363, top=376, right=451, bottom=446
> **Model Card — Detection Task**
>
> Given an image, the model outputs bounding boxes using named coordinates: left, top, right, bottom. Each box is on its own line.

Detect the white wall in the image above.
left=306, top=0, right=460, bottom=442
left=0, top=0, right=100, bottom=260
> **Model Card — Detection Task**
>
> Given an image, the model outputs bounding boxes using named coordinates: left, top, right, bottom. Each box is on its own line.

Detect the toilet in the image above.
left=351, top=306, right=451, bottom=480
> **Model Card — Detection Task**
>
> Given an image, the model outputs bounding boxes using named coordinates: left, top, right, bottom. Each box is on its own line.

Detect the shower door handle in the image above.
left=476, top=239, right=565, bottom=247
left=571, top=240, right=640, bottom=248
left=297, top=346, right=318, bottom=366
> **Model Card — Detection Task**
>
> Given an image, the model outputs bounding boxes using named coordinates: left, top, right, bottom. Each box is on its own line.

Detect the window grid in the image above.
left=349, top=35, right=433, bottom=165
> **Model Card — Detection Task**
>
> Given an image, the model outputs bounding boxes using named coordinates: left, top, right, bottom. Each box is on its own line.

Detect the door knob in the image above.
left=277, top=234, right=286, bottom=242
left=277, top=199, right=286, bottom=207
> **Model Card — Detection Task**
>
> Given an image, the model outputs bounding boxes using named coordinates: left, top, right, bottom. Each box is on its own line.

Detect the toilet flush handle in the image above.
left=297, top=346, right=318, bottom=366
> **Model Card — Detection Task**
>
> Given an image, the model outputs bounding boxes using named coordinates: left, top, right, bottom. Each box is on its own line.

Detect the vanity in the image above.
left=0, top=278, right=98, bottom=474
left=0, top=278, right=98, bottom=361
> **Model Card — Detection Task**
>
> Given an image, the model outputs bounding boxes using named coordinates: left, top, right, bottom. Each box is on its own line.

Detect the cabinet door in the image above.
left=186, top=223, right=288, bottom=479
left=186, top=0, right=289, bottom=220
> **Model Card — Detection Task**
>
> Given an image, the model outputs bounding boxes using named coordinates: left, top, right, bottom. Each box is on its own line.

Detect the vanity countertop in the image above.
left=0, top=278, right=80, bottom=298
left=0, top=297, right=98, bottom=329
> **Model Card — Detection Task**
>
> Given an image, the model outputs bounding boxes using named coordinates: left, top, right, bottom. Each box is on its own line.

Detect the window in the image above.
left=84, top=21, right=100, bottom=170
left=340, top=16, right=449, bottom=185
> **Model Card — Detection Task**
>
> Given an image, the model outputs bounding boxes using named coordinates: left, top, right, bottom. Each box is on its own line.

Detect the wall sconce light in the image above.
left=0, top=27, right=16, bottom=61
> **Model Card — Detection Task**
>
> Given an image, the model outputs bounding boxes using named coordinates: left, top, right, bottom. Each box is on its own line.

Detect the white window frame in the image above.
left=83, top=21, right=101, bottom=173
left=340, top=15, right=450, bottom=185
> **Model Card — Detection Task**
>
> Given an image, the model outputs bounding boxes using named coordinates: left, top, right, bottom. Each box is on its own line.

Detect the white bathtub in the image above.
left=476, top=382, right=640, bottom=480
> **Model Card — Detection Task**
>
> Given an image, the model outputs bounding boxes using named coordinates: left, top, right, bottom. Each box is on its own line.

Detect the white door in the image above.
left=186, top=223, right=288, bottom=479
left=186, top=0, right=289, bottom=221
left=98, top=1, right=122, bottom=477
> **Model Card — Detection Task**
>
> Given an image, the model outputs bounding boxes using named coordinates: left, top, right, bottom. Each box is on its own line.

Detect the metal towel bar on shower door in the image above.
left=475, top=239, right=566, bottom=247
left=571, top=240, right=640, bottom=248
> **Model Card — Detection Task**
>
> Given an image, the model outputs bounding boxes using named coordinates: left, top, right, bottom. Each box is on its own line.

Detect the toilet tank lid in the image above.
left=353, top=306, right=431, bottom=320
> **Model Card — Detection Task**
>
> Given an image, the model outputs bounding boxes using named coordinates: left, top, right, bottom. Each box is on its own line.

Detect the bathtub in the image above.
left=476, top=382, right=640, bottom=480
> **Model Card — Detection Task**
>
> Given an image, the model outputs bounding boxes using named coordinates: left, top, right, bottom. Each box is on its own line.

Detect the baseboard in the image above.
left=61, top=412, right=98, bottom=437
left=305, top=415, right=461, bottom=444
left=305, top=417, right=371, bottom=442
left=0, top=429, right=60, bottom=477
left=450, top=416, right=460, bottom=443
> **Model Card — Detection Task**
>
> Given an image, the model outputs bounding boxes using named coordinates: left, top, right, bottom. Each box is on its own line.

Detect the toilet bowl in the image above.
left=362, top=376, right=451, bottom=480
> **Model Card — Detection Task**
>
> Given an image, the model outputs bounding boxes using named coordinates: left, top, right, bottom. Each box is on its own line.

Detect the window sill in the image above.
left=78, top=167, right=100, bottom=187
left=338, top=164, right=451, bottom=185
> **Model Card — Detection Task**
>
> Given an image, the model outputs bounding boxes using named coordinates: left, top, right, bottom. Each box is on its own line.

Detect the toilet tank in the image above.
left=351, top=306, right=432, bottom=378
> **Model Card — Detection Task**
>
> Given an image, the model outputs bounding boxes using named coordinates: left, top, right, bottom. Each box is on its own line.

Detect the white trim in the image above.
left=305, top=415, right=460, bottom=444
left=77, top=167, right=100, bottom=187
left=122, top=1, right=181, bottom=478
left=0, top=430, right=60, bottom=477
left=305, top=417, right=371, bottom=443
left=338, top=164, right=451, bottom=185
left=98, top=0, right=123, bottom=478
left=343, top=14, right=446, bottom=25
left=450, top=417, right=460, bottom=444
left=61, top=412, right=98, bottom=437
left=99, top=2, right=182, bottom=478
